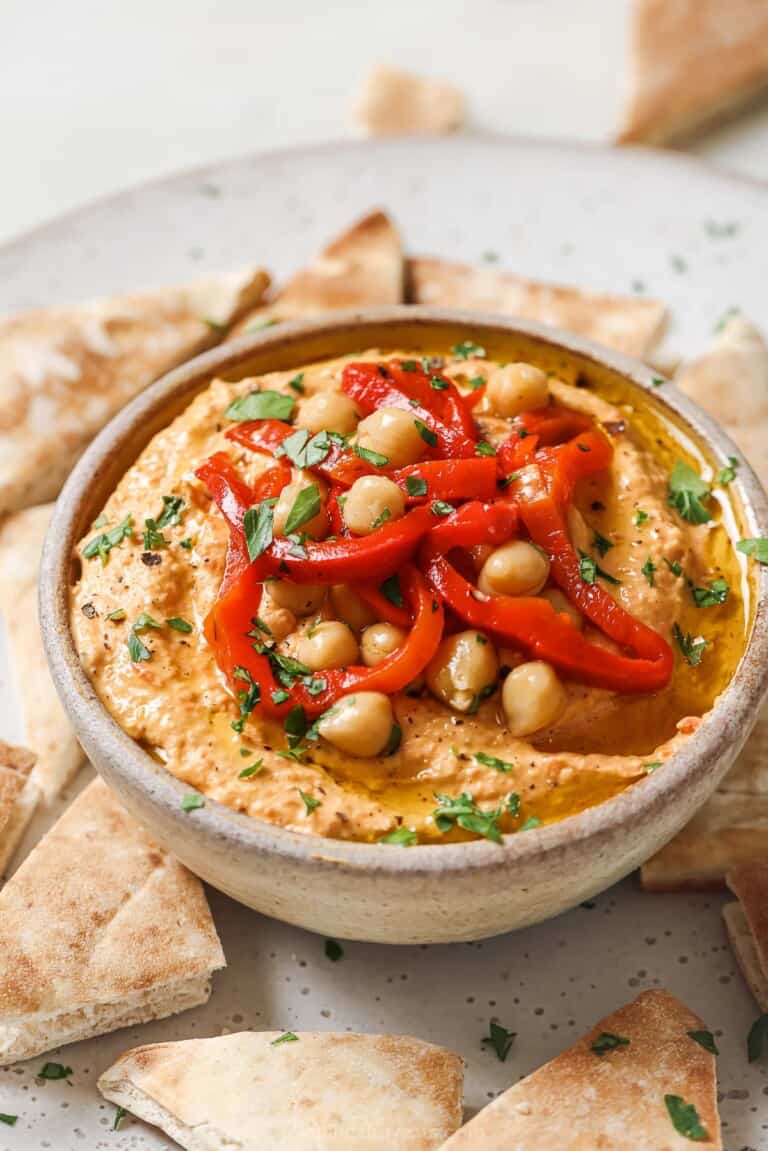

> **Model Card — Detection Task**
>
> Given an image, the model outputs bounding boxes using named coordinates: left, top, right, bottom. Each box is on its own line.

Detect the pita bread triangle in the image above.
left=0, top=739, right=35, bottom=874
left=98, top=1029, right=464, bottom=1150
left=724, top=862, right=768, bottom=1011
left=439, top=990, right=720, bottom=1149
left=407, top=257, right=666, bottom=359
left=0, top=265, right=269, bottom=514
left=618, top=0, right=768, bottom=144
left=0, top=503, right=84, bottom=871
left=0, top=777, right=225, bottom=1065
left=229, top=210, right=404, bottom=334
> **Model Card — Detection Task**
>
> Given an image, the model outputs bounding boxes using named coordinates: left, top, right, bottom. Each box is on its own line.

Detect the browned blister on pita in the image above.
left=0, top=740, right=36, bottom=873
left=724, top=862, right=768, bottom=1012
left=230, top=211, right=403, bottom=334
left=0, top=504, right=84, bottom=859
left=0, top=778, right=225, bottom=1065
left=439, top=989, right=720, bottom=1150
left=407, top=257, right=667, bottom=359
left=618, top=0, right=768, bottom=145
left=0, top=267, right=269, bottom=513
left=355, top=65, right=465, bottom=137
left=98, top=1030, right=464, bottom=1150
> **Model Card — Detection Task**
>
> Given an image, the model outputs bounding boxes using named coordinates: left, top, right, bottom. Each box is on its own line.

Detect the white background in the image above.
left=2, top=0, right=768, bottom=246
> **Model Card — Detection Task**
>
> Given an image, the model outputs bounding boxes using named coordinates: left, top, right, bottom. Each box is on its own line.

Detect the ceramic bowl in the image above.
left=40, top=309, right=768, bottom=944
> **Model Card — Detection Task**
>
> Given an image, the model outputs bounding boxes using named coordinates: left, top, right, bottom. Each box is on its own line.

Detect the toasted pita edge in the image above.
left=98, top=1032, right=464, bottom=1150
left=723, top=901, right=768, bottom=1013
left=406, top=256, right=667, bottom=359
left=230, top=210, right=403, bottom=334
left=0, top=741, right=37, bottom=875
left=618, top=0, right=768, bottom=144
left=0, top=779, right=225, bottom=1066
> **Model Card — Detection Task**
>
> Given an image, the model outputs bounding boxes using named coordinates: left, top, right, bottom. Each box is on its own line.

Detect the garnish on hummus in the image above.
left=71, top=345, right=748, bottom=844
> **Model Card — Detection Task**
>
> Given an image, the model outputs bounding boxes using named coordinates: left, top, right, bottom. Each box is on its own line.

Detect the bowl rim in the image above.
left=40, top=306, right=768, bottom=877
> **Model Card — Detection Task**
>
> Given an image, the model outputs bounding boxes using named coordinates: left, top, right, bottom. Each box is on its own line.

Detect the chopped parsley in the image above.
left=180, top=537, right=193, bottom=549
left=155, top=494, right=186, bottom=528
left=716, top=456, right=739, bottom=485
left=38, top=1062, right=72, bottom=1081
left=644, top=762, right=662, bottom=773
left=112, top=1106, right=128, bottom=1130
left=467, top=375, right=485, bottom=390
left=651, top=376, right=665, bottom=388
left=83, top=514, right=133, bottom=565
left=451, top=340, right=486, bottom=360
left=690, top=579, right=729, bottom=608
left=634, top=509, right=649, bottom=527
left=405, top=475, right=428, bottom=498
left=272, top=688, right=291, bottom=704
left=664, top=557, right=684, bottom=577
left=578, top=550, right=621, bottom=586
left=400, top=360, right=418, bottom=371
left=244, top=498, right=277, bottom=561
left=181, top=792, right=205, bottom=812
left=747, top=1013, right=768, bottom=1062
left=737, top=537, right=768, bottom=564
left=475, top=440, right=496, bottom=457
left=474, top=751, right=515, bottom=773
left=383, top=723, right=403, bottom=756
left=232, top=665, right=260, bottom=729
left=592, top=531, right=614, bottom=557
left=299, top=790, right=321, bottom=815
left=379, top=827, right=418, bottom=846
left=371, top=507, right=392, bottom=529
left=324, top=939, right=344, bottom=962
left=668, top=461, right=711, bottom=525
left=288, top=372, right=305, bottom=393
left=641, top=557, right=657, bottom=587
left=106, top=608, right=126, bottom=622
left=278, top=428, right=331, bottom=469
left=238, top=760, right=264, bottom=779
left=127, top=612, right=162, bottom=663
left=414, top=419, right=438, bottom=447
left=673, top=623, right=708, bottom=666
left=0, top=1114, right=17, bottom=1126
left=432, top=792, right=518, bottom=844
left=225, top=390, right=295, bottom=422
left=664, top=1095, right=708, bottom=1141
left=284, top=485, right=321, bottom=535
left=142, top=519, right=170, bottom=550
left=430, top=500, right=454, bottom=517
left=354, top=443, right=389, bottom=467
left=166, top=616, right=193, bottom=633
left=271, top=1031, right=299, bottom=1046
left=687, top=1029, right=719, bottom=1055
left=429, top=375, right=449, bottom=390
left=482, top=1021, right=516, bottom=1062
left=380, top=573, right=404, bottom=607
left=591, top=1032, right=630, bottom=1056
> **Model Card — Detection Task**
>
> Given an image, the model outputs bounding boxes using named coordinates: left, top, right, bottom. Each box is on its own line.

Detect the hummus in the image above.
left=71, top=345, right=748, bottom=844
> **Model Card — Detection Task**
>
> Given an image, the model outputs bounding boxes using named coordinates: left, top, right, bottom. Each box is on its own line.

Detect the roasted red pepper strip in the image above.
left=262, top=505, right=435, bottom=584
left=351, top=581, right=413, bottom=629
left=421, top=481, right=673, bottom=693
left=227, top=419, right=374, bottom=488
left=517, top=406, right=593, bottom=446
left=342, top=361, right=477, bottom=458
left=391, top=458, right=498, bottom=503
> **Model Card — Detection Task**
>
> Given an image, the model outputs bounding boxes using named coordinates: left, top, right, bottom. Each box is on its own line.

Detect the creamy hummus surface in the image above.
left=71, top=345, right=749, bottom=844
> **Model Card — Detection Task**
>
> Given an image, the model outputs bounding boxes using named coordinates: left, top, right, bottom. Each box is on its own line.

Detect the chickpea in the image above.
left=361, top=622, right=407, bottom=667
left=273, top=469, right=329, bottom=539
left=295, top=620, right=359, bottom=671
left=268, top=580, right=326, bottom=617
left=356, top=406, right=426, bottom=467
left=478, top=541, right=550, bottom=597
left=426, top=630, right=499, bottom=713
left=317, top=692, right=395, bottom=757
left=501, top=661, right=566, bottom=737
left=343, top=475, right=405, bottom=536
left=540, top=587, right=583, bottom=629
left=486, top=362, right=549, bottom=419
left=330, top=584, right=377, bottom=631
left=296, top=390, right=359, bottom=435
left=258, top=594, right=297, bottom=641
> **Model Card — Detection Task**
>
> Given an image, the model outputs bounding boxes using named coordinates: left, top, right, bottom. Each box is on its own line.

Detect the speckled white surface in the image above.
left=1, top=139, right=767, bottom=1149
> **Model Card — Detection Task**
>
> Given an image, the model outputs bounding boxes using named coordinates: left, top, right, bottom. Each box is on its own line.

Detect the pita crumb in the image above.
left=355, top=65, right=465, bottom=137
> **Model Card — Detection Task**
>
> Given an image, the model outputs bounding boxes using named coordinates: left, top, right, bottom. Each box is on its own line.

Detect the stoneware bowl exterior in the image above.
left=40, top=309, right=768, bottom=944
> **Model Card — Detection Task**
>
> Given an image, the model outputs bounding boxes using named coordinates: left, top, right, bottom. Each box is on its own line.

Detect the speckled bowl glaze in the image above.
left=41, top=309, right=768, bottom=944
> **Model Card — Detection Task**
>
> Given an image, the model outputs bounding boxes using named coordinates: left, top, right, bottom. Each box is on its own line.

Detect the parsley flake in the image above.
left=664, top=1095, right=708, bottom=1141
left=38, top=1062, right=72, bottom=1081
left=277, top=428, right=331, bottom=469
left=747, top=1013, right=768, bottom=1062
left=288, top=372, right=305, bottom=394
left=380, top=573, right=404, bottom=607
left=432, top=792, right=516, bottom=843
left=354, top=443, right=390, bottom=467
left=414, top=419, right=438, bottom=447
left=474, top=752, right=515, bottom=773
left=641, top=557, right=657, bottom=587
left=716, top=456, right=739, bottom=485
left=166, top=616, right=193, bottom=633
left=239, top=759, right=264, bottom=779
left=299, top=790, right=321, bottom=815
left=430, top=500, right=454, bottom=517
left=113, top=1106, right=128, bottom=1130
left=324, top=939, right=344, bottom=962
left=271, top=1031, right=299, bottom=1046
left=668, top=461, right=711, bottom=525
left=737, top=537, right=768, bottom=564
left=181, top=792, right=205, bottom=812
left=284, top=485, right=321, bottom=535
left=634, top=509, right=649, bottom=527
left=406, top=475, right=428, bottom=498
left=83, top=514, right=134, bottom=566
left=691, top=579, right=729, bottom=608
left=225, top=390, right=295, bottom=422
left=244, top=498, right=277, bottom=561
left=592, top=531, right=614, bottom=557
left=475, top=440, right=496, bottom=457
left=578, top=551, right=621, bottom=586
left=482, top=1021, right=516, bottom=1062
left=451, top=340, right=486, bottom=360
left=591, top=1032, right=630, bottom=1056
left=379, top=827, right=418, bottom=846
left=688, top=1029, right=719, bottom=1055
left=673, top=623, right=708, bottom=666
left=0, top=1114, right=17, bottom=1126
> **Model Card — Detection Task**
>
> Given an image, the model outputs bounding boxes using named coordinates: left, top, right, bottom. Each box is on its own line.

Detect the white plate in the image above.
left=1, top=139, right=766, bottom=1151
